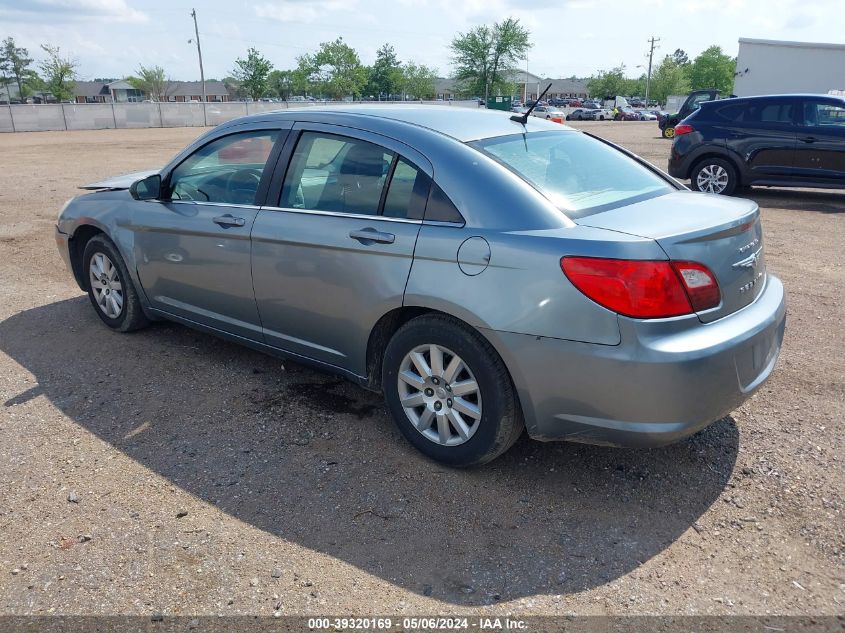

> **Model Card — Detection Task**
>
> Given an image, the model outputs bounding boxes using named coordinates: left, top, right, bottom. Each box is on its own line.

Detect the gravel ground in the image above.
left=0, top=122, right=842, bottom=616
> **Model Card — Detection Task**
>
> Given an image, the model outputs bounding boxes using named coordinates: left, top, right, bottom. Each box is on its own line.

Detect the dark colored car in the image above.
left=668, top=94, right=845, bottom=195
left=660, top=89, right=720, bottom=138
left=565, top=108, right=596, bottom=121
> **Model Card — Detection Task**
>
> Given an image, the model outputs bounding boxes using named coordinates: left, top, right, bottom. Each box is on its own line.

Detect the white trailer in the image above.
left=734, top=38, right=845, bottom=97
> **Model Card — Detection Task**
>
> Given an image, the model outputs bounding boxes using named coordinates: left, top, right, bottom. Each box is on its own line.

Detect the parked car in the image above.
left=638, top=111, right=658, bottom=121
left=583, top=100, right=602, bottom=109
left=660, top=89, right=720, bottom=138
left=592, top=108, right=613, bottom=121
left=669, top=94, right=845, bottom=195
left=55, top=106, right=785, bottom=466
left=628, top=98, right=644, bottom=108
left=614, top=107, right=640, bottom=121
left=648, top=109, right=669, bottom=124
left=565, top=108, right=596, bottom=121
left=530, top=106, right=566, bottom=121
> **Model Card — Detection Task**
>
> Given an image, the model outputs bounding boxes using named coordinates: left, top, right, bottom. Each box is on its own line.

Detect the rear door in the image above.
left=794, top=98, right=845, bottom=181
left=250, top=124, right=432, bottom=375
left=729, top=98, right=798, bottom=179
left=134, top=126, right=287, bottom=340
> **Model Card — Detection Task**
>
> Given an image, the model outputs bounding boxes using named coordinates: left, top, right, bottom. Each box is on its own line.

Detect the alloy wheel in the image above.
left=397, top=344, right=482, bottom=446
left=696, top=164, right=730, bottom=194
left=89, top=252, right=124, bottom=319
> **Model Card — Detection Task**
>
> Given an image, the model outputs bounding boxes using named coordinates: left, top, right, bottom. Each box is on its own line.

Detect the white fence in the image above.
left=0, top=100, right=481, bottom=133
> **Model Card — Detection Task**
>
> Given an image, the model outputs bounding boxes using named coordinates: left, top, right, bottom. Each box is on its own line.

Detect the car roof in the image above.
left=702, top=93, right=845, bottom=105
left=220, top=105, right=571, bottom=142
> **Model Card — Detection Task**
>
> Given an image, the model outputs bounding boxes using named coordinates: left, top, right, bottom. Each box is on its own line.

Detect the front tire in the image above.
left=662, top=126, right=675, bottom=139
left=382, top=314, right=523, bottom=467
left=690, top=158, right=738, bottom=196
left=82, top=234, right=149, bottom=332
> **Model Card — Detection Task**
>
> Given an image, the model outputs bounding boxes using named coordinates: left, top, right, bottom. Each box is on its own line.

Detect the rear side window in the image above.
left=425, top=184, right=464, bottom=223
left=713, top=103, right=746, bottom=122
left=382, top=158, right=430, bottom=220
left=743, top=101, right=794, bottom=124
left=281, top=132, right=393, bottom=215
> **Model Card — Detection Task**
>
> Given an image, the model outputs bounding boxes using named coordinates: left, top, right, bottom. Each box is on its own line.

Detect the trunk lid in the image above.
left=578, top=190, right=766, bottom=322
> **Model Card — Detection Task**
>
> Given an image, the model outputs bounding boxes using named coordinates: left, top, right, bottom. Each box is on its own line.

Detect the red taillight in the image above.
left=560, top=257, right=720, bottom=319
left=670, top=260, right=720, bottom=312
left=674, top=123, right=694, bottom=136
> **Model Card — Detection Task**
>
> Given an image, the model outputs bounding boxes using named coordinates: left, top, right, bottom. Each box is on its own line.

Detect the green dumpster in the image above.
left=486, top=96, right=512, bottom=111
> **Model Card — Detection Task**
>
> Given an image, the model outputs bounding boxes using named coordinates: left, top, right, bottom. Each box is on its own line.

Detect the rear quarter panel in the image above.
left=405, top=224, right=668, bottom=346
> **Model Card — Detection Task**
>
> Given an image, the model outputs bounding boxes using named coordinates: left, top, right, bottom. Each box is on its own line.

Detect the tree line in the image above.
left=0, top=18, right=532, bottom=104
left=2, top=22, right=737, bottom=106
left=227, top=39, right=439, bottom=101
left=0, top=38, right=78, bottom=102
left=587, top=46, right=737, bottom=104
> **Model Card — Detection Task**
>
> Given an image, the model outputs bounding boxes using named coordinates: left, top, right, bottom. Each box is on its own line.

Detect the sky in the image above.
left=1, top=0, right=843, bottom=82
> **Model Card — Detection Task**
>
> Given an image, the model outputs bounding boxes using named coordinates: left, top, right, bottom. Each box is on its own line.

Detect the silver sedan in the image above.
left=55, top=106, right=786, bottom=465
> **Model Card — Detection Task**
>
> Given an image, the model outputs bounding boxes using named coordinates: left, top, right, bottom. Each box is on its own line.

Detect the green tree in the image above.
left=450, top=17, right=531, bottom=97
left=297, top=38, right=367, bottom=100
left=367, top=43, right=403, bottom=99
left=671, top=48, right=690, bottom=67
left=586, top=65, right=627, bottom=99
left=400, top=62, right=437, bottom=100
left=689, top=45, right=735, bottom=94
left=232, top=48, right=273, bottom=100
left=39, top=44, right=77, bottom=102
left=268, top=69, right=296, bottom=100
left=128, top=64, right=171, bottom=101
left=649, top=55, right=691, bottom=105
left=1, top=37, right=37, bottom=100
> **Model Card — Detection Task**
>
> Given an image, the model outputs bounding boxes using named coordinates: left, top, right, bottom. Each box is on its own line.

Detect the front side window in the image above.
left=803, top=101, right=845, bottom=127
left=281, top=132, right=393, bottom=215
left=472, top=131, right=673, bottom=218
left=168, top=130, right=278, bottom=205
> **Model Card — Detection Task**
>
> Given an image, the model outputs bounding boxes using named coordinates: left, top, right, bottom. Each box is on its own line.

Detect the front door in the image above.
left=251, top=126, right=432, bottom=375
left=794, top=98, right=845, bottom=182
left=134, top=128, right=284, bottom=340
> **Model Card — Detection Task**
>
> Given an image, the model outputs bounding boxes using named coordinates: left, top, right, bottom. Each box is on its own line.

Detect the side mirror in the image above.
left=129, top=174, right=162, bottom=201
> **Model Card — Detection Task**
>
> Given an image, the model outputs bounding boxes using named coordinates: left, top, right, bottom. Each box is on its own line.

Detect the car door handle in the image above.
left=213, top=214, right=246, bottom=227
left=349, top=228, right=395, bottom=244
left=801, top=136, right=817, bottom=144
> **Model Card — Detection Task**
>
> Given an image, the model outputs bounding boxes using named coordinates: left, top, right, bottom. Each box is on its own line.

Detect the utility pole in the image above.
left=645, top=36, right=660, bottom=106
left=190, top=8, right=207, bottom=126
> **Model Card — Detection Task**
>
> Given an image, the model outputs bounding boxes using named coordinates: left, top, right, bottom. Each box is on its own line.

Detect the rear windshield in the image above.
left=471, top=131, right=674, bottom=218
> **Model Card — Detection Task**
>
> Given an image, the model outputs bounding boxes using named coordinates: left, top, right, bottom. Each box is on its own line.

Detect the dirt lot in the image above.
left=0, top=121, right=842, bottom=617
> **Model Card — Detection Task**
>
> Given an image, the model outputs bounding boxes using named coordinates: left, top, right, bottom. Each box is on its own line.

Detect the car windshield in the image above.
left=470, top=131, right=674, bottom=218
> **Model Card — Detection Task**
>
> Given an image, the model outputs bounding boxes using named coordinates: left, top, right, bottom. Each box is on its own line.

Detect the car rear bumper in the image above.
left=483, top=274, right=786, bottom=447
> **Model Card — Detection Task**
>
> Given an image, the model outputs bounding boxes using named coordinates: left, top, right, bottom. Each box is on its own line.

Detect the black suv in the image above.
left=668, top=94, right=845, bottom=195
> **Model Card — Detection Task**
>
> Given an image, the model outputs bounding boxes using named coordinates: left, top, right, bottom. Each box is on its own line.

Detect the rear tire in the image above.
left=690, top=157, right=738, bottom=196
left=662, top=126, right=675, bottom=139
left=382, top=314, right=523, bottom=467
left=82, top=234, right=149, bottom=332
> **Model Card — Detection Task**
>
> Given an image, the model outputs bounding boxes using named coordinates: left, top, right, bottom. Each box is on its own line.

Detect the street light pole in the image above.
left=190, top=8, right=207, bottom=126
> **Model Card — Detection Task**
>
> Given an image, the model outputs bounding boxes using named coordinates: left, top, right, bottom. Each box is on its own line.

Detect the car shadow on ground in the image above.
left=0, top=298, right=738, bottom=606
left=745, top=188, right=845, bottom=214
